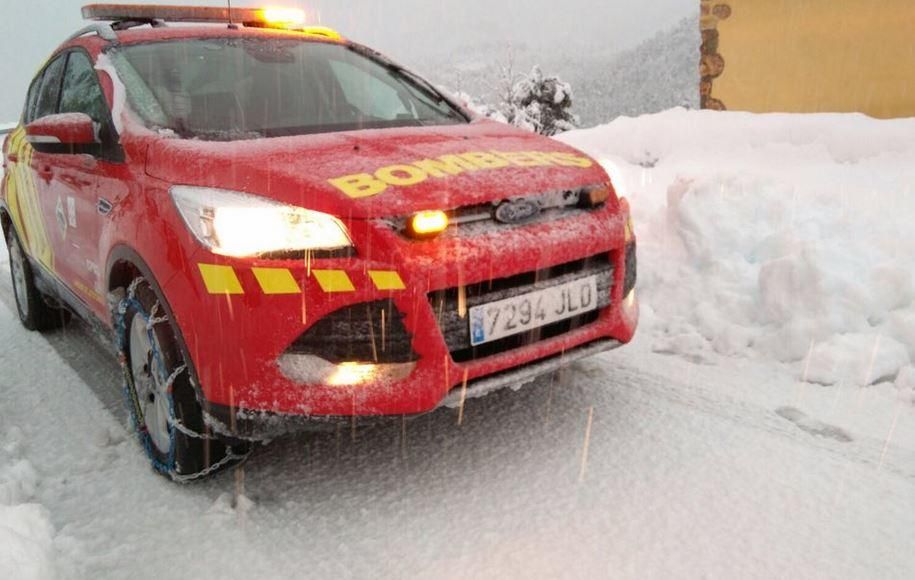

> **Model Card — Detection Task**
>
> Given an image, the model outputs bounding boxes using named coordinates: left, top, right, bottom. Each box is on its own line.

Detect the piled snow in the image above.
left=560, top=109, right=915, bottom=387
left=0, top=428, right=61, bottom=580
left=897, top=366, right=915, bottom=405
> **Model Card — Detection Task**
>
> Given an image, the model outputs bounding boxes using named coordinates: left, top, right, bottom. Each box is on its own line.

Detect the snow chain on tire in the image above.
left=116, top=277, right=250, bottom=482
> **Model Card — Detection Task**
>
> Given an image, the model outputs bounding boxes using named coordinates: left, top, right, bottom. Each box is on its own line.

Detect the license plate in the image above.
left=469, top=275, right=600, bottom=346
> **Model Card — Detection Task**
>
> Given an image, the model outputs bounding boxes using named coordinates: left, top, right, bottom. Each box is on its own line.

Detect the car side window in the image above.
left=24, top=75, right=43, bottom=124
left=34, top=55, right=67, bottom=121
left=59, top=51, right=109, bottom=127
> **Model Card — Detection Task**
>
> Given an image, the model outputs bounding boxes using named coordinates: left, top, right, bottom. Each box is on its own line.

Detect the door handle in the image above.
left=37, top=165, right=54, bottom=181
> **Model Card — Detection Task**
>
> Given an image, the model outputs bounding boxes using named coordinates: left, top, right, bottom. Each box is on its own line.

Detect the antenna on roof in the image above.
left=226, top=0, right=238, bottom=29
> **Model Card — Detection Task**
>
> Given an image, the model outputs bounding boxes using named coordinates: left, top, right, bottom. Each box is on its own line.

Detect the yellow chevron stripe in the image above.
left=368, top=270, right=406, bottom=291
left=252, top=267, right=301, bottom=294
left=312, top=270, right=355, bottom=293
left=198, top=264, right=244, bottom=295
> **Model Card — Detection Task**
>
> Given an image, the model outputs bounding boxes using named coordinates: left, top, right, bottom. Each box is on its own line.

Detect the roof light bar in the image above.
left=260, top=7, right=306, bottom=28
left=81, top=4, right=310, bottom=30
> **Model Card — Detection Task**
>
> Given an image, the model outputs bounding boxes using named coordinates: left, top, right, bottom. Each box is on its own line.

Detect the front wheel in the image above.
left=117, top=277, right=248, bottom=482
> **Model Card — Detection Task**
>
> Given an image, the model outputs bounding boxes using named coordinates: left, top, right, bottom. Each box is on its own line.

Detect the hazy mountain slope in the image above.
left=418, top=15, right=699, bottom=127
left=573, top=15, right=699, bottom=124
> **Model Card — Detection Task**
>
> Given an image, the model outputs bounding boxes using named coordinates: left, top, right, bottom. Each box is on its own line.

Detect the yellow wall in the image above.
left=708, top=0, right=915, bottom=118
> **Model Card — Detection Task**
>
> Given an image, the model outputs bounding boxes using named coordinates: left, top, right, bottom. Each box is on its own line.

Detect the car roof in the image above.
left=62, top=23, right=347, bottom=55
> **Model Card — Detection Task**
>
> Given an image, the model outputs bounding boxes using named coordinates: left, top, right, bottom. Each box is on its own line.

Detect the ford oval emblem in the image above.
left=494, top=199, right=541, bottom=224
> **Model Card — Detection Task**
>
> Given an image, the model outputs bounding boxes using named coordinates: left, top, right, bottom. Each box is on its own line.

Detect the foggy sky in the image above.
left=0, top=0, right=693, bottom=121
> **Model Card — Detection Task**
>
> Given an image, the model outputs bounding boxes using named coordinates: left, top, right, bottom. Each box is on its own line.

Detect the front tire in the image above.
left=5, top=229, right=68, bottom=331
left=118, top=277, right=247, bottom=482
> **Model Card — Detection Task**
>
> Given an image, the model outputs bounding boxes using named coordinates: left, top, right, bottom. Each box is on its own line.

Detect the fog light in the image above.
left=278, top=354, right=416, bottom=387
left=625, top=289, right=636, bottom=310
left=407, top=210, right=449, bottom=239
left=328, top=363, right=379, bottom=387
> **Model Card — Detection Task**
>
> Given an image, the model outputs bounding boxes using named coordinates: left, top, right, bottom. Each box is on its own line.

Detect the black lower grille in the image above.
left=429, top=254, right=614, bottom=363
left=287, top=300, right=416, bottom=364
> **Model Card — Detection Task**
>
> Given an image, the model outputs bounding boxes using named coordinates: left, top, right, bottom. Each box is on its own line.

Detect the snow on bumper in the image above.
left=165, top=203, right=638, bottom=422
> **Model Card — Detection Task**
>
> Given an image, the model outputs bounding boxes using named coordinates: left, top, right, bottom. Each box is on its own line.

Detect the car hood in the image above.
left=145, top=120, right=609, bottom=219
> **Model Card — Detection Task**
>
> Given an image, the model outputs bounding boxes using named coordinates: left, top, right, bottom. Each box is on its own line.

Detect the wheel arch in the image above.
left=106, top=244, right=207, bottom=402
left=106, top=244, right=165, bottom=296
left=0, top=203, right=14, bottom=241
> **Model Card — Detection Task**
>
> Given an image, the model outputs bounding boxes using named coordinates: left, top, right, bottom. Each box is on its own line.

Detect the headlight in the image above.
left=170, top=186, right=352, bottom=258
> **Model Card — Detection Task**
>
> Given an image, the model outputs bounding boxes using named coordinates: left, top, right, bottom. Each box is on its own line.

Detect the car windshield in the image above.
left=108, top=37, right=468, bottom=141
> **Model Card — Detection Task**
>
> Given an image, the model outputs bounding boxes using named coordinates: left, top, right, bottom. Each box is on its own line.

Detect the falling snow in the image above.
left=1, top=109, right=914, bottom=579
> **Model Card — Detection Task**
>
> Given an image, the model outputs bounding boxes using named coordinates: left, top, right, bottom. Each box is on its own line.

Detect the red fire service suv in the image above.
left=1, top=5, right=638, bottom=481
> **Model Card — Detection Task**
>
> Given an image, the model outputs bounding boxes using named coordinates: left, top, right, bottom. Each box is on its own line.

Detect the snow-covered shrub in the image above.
left=452, top=66, right=579, bottom=136
left=502, top=66, right=579, bottom=136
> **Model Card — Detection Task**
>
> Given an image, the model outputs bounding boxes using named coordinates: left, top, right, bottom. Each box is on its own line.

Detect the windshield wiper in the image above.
left=348, top=44, right=468, bottom=122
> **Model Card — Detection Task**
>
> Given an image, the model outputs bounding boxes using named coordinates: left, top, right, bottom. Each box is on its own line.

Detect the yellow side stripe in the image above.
left=7, top=130, right=54, bottom=272
left=252, top=267, right=301, bottom=295
left=198, top=264, right=244, bottom=295
left=312, top=270, right=356, bottom=293
left=368, top=270, right=406, bottom=291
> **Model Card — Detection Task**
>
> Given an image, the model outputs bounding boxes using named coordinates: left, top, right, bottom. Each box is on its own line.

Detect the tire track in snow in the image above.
left=582, top=351, right=915, bottom=483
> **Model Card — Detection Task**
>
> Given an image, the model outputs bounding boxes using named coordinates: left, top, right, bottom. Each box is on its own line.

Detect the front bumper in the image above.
left=164, top=202, right=638, bottom=424
left=205, top=338, right=623, bottom=439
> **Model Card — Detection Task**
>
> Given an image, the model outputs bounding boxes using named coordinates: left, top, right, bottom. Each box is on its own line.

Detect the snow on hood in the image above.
left=144, top=121, right=609, bottom=218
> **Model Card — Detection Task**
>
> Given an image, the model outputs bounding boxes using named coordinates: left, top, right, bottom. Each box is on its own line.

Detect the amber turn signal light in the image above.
left=406, top=210, right=449, bottom=239
left=581, top=184, right=613, bottom=207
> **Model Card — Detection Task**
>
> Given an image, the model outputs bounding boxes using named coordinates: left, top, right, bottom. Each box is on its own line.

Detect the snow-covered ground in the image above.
left=2, top=110, right=914, bottom=579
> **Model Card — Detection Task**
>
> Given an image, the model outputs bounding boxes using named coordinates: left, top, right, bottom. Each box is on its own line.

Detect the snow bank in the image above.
left=1, top=428, right=60, bottom=580
left=560, top=109, right=915, bottom=386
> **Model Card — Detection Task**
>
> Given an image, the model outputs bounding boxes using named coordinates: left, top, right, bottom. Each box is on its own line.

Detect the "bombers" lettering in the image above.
left=328, top=150, right=594, bottom=198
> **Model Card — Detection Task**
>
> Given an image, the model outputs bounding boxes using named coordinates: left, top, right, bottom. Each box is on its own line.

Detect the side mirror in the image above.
left=26, top=113, right=99, bottom=153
